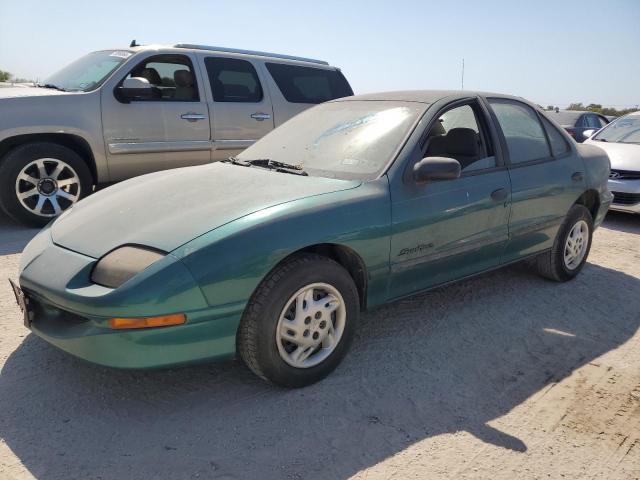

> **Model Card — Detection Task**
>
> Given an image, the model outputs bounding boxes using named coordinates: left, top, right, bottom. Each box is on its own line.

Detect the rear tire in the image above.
left=0, top=142, right=92, bottom=227
left=535, top=204, right=593, bottom=282
left=237, top=254, right=359, bottom=388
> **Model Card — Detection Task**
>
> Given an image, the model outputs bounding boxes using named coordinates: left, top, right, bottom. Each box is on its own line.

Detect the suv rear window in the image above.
left=265, top=63, right=353, bottom=104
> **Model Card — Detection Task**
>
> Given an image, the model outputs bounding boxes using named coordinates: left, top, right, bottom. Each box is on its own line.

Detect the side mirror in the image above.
left=582, top=129, right=596, bottom=139
left=413, top=157, right=461, bottom=183
left=116, top=77, right=156, bottom=102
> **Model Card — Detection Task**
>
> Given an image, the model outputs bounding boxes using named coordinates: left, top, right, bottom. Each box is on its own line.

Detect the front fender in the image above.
left=173, top=178, right=392, bottom=310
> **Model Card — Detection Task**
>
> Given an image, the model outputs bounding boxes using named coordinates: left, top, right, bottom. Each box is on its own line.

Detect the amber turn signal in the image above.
left=109, top=313, right=186, bottom=330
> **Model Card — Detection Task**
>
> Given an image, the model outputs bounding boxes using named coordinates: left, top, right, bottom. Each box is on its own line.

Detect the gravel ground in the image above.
left=0, top=212, right=638, bottom=480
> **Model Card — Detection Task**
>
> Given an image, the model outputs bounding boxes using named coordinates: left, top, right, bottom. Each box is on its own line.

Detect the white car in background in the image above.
left=585, top=111, right=640, bottom=214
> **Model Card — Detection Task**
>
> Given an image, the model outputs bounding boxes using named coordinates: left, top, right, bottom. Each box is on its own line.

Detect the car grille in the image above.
left=610, top=169, right=640, bottom=180
left=611, top=191, right=640, bottom=205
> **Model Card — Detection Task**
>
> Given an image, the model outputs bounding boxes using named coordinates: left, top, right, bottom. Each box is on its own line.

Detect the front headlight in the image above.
left=91, top=245, right=165, bottom=288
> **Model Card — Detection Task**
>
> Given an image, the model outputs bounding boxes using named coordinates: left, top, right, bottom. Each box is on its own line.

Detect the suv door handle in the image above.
left=571, top=172, right=584, bottom=182
left=250, top=112, right=271, bottom=121
left=490, top=188, right=508, bottom=202
left=180, top=113, right=206, bottom=122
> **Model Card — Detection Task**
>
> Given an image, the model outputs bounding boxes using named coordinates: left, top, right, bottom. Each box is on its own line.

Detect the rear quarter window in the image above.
left=540, top=115, right=571, bottom=157
left=266, top=63, right=353, bottom=104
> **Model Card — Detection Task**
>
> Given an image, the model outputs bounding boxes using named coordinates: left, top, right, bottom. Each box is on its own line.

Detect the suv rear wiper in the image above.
left=227, top=158, right=307, bottom=176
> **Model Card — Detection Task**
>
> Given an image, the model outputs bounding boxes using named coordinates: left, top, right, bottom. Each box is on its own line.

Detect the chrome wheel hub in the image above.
left=16, top=158, right=81, bottom=217
left=563, top=220, right=589, bottom=270
left=276, top=282, right=346, bottom=369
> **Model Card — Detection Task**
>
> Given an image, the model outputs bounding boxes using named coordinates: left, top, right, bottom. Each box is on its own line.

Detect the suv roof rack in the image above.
left=173, top=44, right=329, bottom=66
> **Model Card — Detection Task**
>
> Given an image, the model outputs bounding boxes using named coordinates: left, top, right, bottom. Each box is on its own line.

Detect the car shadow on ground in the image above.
left=0, top=213, right=40, bottom=256
left=603, top=210, right=640, bottom=234
left=1, top=262, right=638, bottom=480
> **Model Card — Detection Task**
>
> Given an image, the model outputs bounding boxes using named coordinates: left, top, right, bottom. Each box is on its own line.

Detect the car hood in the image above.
left=51, top=162, right=361, bottom=258
left=584, top=140, right=640, bottom=171
left=0, top=86, right=72, bottom=99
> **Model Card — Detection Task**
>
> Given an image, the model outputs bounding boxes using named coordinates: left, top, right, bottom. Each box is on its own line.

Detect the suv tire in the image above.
left=0, top=142, right=93, bottom=227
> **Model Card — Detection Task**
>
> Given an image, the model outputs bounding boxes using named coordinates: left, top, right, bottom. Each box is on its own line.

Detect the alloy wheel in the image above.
left=15, top=158, right=81, bottom=217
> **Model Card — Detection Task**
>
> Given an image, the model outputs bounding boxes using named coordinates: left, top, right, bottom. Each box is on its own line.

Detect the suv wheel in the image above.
left=0, top=142, right=92, bottom=227
left=237, top=254, right=359, bottom=388
left=535, top=204, right=593, bottom=282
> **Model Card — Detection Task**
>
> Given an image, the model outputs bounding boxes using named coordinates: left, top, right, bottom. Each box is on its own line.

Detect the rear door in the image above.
left=101, top=53, right=211, bottom=181
left=200, top=56, right=275, bottom=161
left=388, top=98, right=511, bottom=299
left=485, top=98, right=586, bottom=263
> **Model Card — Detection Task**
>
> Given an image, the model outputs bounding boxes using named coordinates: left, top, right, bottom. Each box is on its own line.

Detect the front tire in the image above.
left=237, top=254, right=359, bottom=388
left=0, top=142, right=92, bottom=227
left=535, top=204, right=593, bottom=282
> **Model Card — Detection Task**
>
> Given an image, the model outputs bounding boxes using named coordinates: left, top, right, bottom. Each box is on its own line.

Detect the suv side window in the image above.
left=540, top=115, right=571, bottom=157
left=488, top=99, right=551, bottom=164
left=204, top=57, right=263, bottom=103
left=124, top=54, right=199, bottom=101
left=265, top=63, right=353, bottom=104
left=422, top=102, right=496, bottom=173
left=597, top=115, right=608, bottom=128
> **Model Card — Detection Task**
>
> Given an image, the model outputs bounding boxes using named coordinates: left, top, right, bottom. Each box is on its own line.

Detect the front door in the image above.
left=101, top=53, right=211, bottom=181
left=485, top=98, right=587, bottom=263
left=200, top=56, right=275, bottom=161
left=388, top=99, right=512, bottom=299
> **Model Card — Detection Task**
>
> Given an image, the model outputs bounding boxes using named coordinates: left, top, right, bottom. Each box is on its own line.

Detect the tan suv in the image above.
left=0, top=43, right=353, bottom=226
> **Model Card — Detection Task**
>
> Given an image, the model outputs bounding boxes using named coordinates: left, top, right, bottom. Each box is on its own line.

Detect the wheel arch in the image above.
left=0, top=133, right=97, bottom=183
left=282, top=243, right=368, bottom=311
left=574, top=189, right=600, bottom=220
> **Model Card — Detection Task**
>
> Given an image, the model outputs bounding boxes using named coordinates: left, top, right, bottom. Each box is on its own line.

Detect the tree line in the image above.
left=545, top=103, right=638, bottom=117
left=0, top=70, right=34, bottom=83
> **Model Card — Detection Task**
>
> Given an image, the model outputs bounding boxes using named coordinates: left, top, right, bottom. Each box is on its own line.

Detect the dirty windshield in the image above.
left=237, top=101, right=424, bottom=180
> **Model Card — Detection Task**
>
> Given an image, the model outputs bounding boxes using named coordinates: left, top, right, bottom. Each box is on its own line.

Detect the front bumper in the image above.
left=26, top=292, right=241, bottom=368
left=16, top=228, right=243, bottom=368
left=608, top=178, right=640, bottom=214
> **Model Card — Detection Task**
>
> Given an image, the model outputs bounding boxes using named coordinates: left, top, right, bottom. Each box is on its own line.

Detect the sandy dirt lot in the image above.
left=0, top=212, right=638, bottom=480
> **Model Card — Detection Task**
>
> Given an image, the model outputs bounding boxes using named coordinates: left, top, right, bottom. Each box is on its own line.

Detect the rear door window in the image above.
left=204, top=57, right=263, bottom=102
left=488, top=99, right=551, bottom=164
left=265, top=63, right=353, bottom=104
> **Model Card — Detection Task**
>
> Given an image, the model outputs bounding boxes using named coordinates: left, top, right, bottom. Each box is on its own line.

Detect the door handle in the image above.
left=180, top=113, right=206, bottom=122
left=490, top=188, right=508, bottom=202
left=250, top=112, right=271, bottom=121
left=571, top=172, right=584, bottom=182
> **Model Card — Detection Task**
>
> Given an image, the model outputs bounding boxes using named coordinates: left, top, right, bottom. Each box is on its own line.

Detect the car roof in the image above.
left=333, top=90, right=527, bottom=105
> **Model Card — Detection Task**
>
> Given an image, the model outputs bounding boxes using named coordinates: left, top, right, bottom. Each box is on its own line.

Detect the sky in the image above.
left=1, top=0, right=638, bottom=108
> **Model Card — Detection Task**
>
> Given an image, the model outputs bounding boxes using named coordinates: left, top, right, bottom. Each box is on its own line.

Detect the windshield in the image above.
left=43, top=50, right=132, bottom=92
left=593, top=114, right=640, bottom=144
left=237, top=101, right=425, bottom=180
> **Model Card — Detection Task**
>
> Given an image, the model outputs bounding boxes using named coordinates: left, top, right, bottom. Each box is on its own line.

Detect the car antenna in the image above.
left=130, top=39, right=139, bottom=47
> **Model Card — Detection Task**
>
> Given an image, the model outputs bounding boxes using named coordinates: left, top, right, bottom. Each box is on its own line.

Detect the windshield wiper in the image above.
left=242, top=158, right=308, bottom=176
left=222, top=156, right=251, bottom=167
left=37, top=83, right=66, bottom=92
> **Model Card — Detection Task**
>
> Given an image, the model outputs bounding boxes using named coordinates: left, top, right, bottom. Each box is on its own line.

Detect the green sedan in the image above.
left=11, top=91, right=612, bottom=387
